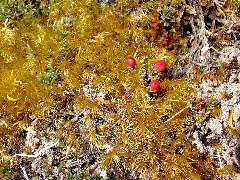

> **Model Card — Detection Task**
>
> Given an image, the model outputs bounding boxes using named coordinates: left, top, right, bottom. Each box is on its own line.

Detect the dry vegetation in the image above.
left=0, top=0, right=239, bottom=179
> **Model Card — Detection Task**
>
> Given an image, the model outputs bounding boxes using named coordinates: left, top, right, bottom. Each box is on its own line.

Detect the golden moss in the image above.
left=0, top=0, right=237, bottom=179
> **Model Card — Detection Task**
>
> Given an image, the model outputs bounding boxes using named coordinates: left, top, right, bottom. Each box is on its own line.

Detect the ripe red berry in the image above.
left=150, top=80, right=160, bottom=91
left=155, top=59, right=167, bottom=72
left=126, top=57, right=137, bottom=68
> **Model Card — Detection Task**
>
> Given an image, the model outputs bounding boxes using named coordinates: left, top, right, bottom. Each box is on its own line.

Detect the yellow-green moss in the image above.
left=0, top=0, right=234, bottom=179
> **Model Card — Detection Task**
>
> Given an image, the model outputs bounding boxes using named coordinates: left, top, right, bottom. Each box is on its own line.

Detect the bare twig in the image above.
left=20, top=165, right=29, bottom=180
left=14, top=141, right=59, bottom=158
left=60, top=175, right=64, bottom=180
left=166, top=105, right=190, bottom=123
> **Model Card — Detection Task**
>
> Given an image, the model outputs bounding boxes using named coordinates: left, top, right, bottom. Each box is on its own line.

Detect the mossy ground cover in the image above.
left=0, top=0, right=239, bottom=179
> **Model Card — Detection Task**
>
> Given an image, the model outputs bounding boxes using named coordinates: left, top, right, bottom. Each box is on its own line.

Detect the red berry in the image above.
left=126, top=57, right=137, bottom=68
left=150, top=80, right=160, bottom=91
left=195, top=98, right=205, bottom=109
left=155, top=59, right=167, bottom=72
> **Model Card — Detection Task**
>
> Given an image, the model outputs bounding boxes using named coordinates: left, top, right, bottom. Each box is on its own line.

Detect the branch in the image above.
left=14, top=141, right=59, bottom=158
left=166, top=105, right=190, bottom=123
left=20, top=165, right=29, bottom=180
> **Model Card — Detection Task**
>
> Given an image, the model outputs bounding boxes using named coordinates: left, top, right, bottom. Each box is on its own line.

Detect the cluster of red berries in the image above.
left=126, top=57, right=167, bottom=92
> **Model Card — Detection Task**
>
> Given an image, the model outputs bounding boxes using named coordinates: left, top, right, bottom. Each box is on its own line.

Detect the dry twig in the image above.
left=14, top=141, right=59, bottom=158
